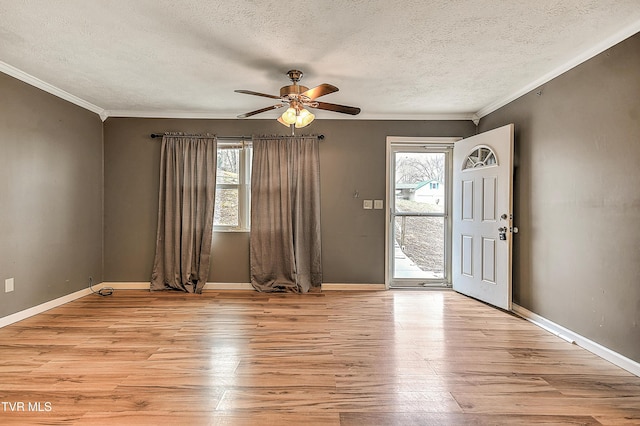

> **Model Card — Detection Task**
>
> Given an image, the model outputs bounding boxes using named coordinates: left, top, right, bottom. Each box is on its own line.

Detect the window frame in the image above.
left=214, top=139, right=252, bottom=232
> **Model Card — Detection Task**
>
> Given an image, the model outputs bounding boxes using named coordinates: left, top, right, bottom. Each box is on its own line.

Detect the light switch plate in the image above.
left=5, top=278, right=14, bottom=293
left=374, top=200, right=384, bottom=209
left=363, top=200, right=373, bottom=209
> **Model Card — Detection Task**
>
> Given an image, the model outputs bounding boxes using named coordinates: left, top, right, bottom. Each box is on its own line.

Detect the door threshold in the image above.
left=390, top=284, right=452, bottom=290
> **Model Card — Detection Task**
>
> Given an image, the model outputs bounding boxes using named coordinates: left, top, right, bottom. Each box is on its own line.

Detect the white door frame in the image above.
left=385, top=136, right=461, bottom=289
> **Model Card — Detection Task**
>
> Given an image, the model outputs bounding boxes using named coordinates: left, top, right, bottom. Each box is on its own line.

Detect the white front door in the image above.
left=452, top=124, right=514, bottom=310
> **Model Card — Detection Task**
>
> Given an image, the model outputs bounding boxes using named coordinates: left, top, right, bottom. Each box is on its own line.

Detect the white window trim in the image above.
left=214, top=140, right=252, bottom=232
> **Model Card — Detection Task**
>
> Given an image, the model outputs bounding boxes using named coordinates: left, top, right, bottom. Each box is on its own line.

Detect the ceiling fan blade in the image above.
left=234, top=89, right=281, bottom=100
left=313, top=101, right=361, bottom=115
left=301, top=84, right=339, bottom=100
left=237, top=104, right=285, bottom=118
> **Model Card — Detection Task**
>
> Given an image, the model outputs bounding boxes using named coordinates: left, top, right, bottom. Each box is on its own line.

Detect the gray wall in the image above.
left=0, top=73, right=103, bottom=318
left=479, top=33, right=640, bottom=362
left=103, top=118, right=475, bottom=284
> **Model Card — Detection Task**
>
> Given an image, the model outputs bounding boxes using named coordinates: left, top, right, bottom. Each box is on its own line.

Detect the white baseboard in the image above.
left=512, top=304, right=640, bottom=377
left=96, top=282, right=252, bottom=290
left=101, top=282, right=149, bottom=290
left=102, top=282, right=388, bottom=291
left=204, top=282, right=253, bottom=290
left=321, top=283, right=386, bottom=291
left=0, top=287, right=92, bottom=328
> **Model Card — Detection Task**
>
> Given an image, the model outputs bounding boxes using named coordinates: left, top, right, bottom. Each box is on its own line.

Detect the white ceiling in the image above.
left=1, top=1, right=639, bottom=122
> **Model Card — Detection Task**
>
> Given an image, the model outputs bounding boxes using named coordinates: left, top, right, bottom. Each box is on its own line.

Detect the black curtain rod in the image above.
left=150, top=133, right=245, bottom=140
left=150, top=133, right=324, bottom=140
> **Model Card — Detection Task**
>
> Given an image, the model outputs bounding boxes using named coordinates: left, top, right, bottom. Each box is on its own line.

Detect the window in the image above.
left=463, top=145, right=497, bottom=170
left=214, top=139, right=252, bottom=231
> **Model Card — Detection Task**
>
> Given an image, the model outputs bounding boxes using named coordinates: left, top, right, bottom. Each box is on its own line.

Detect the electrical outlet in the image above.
left=5, top=278, right=14, bottom=293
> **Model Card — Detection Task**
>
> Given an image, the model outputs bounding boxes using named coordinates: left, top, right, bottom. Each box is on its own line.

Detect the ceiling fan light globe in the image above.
left=281, top=107, right=297, bottom=125
left=295, top=109, right=315, bottom=128
left=277, top=116, right=291, bottom=127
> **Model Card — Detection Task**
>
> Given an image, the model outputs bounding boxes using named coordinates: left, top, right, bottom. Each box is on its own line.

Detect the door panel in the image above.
left=462, top=180, right=474, bottom=220
left=452, top=124, right=514, bottom=310
left=461, top=235, right=473, bottom=276
left=483, top=177, right=497, bottom=221
left=482, top=237, right=496, bottom=283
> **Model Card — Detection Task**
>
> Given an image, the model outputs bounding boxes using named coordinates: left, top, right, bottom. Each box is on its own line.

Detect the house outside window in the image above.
left=214, top=139, right=251, bottom=231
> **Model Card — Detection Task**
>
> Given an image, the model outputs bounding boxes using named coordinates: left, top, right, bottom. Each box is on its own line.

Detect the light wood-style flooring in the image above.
left=0, top=290, right=638, bottom=425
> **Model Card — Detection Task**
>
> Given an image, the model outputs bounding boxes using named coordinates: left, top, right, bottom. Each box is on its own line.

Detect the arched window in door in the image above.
left=463, top=145, right=497, bottom=170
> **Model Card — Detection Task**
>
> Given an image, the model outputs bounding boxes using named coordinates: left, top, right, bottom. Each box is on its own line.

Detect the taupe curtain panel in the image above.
left=250, top=136, right=322, bottom=293
left=151, top=133, right=217, bottom=293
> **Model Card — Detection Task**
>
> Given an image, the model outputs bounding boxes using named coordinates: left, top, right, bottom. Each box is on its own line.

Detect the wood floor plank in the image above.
left=339, top=412, right=602, bottom=425
left=0, top=289, right=638, bottom=424
left=451, top=393, right=640, bottom=417
left=215, top=388, right=462, bottom=413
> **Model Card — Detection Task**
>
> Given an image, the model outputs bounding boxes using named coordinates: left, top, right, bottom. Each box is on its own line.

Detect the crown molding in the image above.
left=104, top=110, right=238, bottom=120
left=106, top=109, right=476, bottom=121
left=475, top=20, right=640, bottom=120
left=0, top=60, right=106, bottom=118
left=355, top=112, right=476, bottom=121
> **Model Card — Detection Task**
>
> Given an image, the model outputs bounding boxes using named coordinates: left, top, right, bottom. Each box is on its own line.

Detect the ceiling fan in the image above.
left=235, top=69, right=361, bottom=128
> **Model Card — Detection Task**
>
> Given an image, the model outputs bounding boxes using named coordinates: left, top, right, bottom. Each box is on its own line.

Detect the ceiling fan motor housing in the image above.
left=280, top=84, right=310, bottom=98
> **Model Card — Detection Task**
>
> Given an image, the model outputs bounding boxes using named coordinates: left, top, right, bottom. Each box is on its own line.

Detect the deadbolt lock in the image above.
left=498, top=226, right=507, bottom=240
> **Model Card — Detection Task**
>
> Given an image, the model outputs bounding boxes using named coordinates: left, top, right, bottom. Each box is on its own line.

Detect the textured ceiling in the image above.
left=1, top=0, right=639, bottom=121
